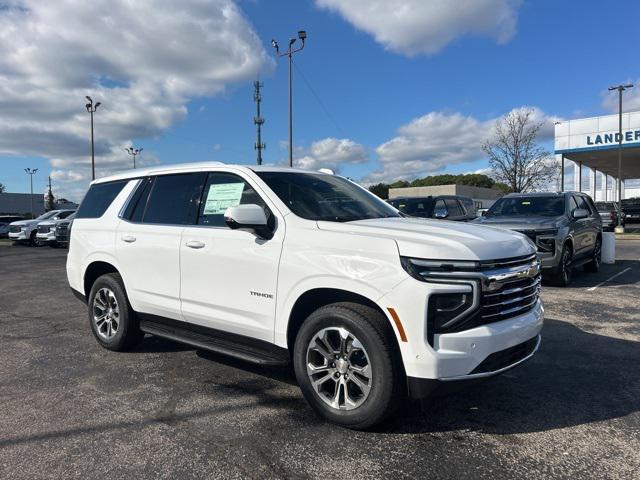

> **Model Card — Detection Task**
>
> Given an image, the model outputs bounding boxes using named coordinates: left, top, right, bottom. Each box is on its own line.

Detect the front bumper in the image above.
left=379, top=274, right=544, bottom=385
left=8, top=231, right=27, bottom=241
left=36, top=231, right=56, bottom=242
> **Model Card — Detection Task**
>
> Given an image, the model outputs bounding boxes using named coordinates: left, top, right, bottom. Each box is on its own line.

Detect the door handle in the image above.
left=185, top=240, right=205, bottom=249
left=121, top=234, right=136, bottom=243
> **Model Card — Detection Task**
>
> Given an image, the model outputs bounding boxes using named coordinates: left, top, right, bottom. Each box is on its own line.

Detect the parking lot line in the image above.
left=587, top=267, right=632, bottom=292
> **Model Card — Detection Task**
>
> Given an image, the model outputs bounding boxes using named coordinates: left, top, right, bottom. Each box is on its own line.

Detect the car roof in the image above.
left=503, top=191, right=576, bottom=197
left=92, top=162, right=331, bottom=185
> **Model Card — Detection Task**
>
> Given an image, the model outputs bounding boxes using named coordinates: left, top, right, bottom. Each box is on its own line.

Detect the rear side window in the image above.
left=142, top=173, right=205, bottom=225
left=460, top=197, right=476, bottom=217
left=444, top=198, right=464, bottom=217
left=76, top=180, right=128, bottom=219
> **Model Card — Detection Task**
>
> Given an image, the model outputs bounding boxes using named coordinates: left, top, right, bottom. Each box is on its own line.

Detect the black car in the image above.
left=0, top=215, right=25, bottom=238
left=388, top=195, right=477, bottom=221
left=54, top=213, right=75, bottom=247
left=621, top=198, right=640, bottom=223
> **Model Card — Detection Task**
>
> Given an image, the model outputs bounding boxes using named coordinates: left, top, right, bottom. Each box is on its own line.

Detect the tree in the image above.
left=368, top=183, right=389, bottom=199
left=483, top=108, right=553, bottom=193
left=0, top=182, right=5, bottom=193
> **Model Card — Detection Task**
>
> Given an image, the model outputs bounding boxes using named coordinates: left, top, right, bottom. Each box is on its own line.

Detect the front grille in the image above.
left=478, top=275, right=541, bottom=323
left=9, top=225, right=21, bottom=233
left=479, top=253, right=537, bottom=270
left=470, top=336, right=539, bottom=374
left=57, top=224, right=68, bottom=233
left=37, top=225, right=51, bottom=234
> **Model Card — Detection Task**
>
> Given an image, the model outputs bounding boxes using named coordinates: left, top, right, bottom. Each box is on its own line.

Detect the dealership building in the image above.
left=555, top=111, right=640, bottom=200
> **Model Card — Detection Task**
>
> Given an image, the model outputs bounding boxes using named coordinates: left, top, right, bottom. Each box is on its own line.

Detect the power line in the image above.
left=291, top=59, right=347, bottom=138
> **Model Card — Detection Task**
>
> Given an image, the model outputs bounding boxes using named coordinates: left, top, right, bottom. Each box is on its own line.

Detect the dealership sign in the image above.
left=587, top=130, right=640, bottom=146
left=555, top=111, right=640, bottom=153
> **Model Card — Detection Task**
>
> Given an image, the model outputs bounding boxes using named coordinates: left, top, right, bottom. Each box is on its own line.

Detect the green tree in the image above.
left=368, top=183, right=389, bottom=199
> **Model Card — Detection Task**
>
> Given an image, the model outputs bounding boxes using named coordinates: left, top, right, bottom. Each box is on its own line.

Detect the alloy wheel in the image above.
left=306, top=327, right=372, bottom=411
left=92, top=287, right=120, bottom=340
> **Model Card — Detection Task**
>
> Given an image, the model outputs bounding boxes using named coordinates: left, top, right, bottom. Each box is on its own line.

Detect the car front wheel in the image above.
left=550, top=243, right=573, bottom=287
left=584, top=236, right=602, bottom=273
left=293, top=302, right=403, bottom=430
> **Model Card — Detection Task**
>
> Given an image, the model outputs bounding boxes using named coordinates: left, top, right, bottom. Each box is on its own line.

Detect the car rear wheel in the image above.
left=584, top=236, right=602, bottom=273
left=88, top=273, right=144, bottom=351
left=293, top=302, right=404, bottom=430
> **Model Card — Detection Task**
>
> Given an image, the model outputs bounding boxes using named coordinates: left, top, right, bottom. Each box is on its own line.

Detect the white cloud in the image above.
left=602, top=81, right=640, bottom=113
left=316, top=0, right=522, bottom=56
left=0, top=1, right=270, bottom=200
left=365, top=107, right=558, bottom=183
left=293, top=137, right=368, bottom=171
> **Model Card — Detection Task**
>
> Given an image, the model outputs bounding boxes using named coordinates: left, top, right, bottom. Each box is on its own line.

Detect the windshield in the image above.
left=595, top=202, right=616, bottom=211
left=257, top=172, right=401, bottom=222
left=487, top=196, right=565, bottom=217
left=35, top=211, right=58, bottom=220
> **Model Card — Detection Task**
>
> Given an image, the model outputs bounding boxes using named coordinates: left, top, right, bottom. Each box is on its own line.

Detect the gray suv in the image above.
left=474, top=192, right=602, bottom=286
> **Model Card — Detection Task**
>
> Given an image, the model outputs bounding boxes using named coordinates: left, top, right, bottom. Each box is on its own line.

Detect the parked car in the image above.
left=36, top=211, right=76, bottom=246
left=68, top=163, right=543, bottom=429
left=621, top=197, right=640, bottom=223
left=0, top=215, right=24, bottom=238
left=594, top=202, right=624, bottom=231
left=474, top=192, right=602, bottom=286
left=54, top=213, right=75, bottom=247
left=9, top=210, right=73, bottom=246
left=387, top=195, right=477, bottom=221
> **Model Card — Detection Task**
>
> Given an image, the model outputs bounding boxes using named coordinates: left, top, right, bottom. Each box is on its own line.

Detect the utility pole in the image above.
left=253, top=81, right=266, bottom=165
left=24, top=168, right=38, bottom=219
left=125, top=147, right=143, bottom=169
left=608, top=83, right=633, bottom=232
left=85, top=96, right=101, bottom=180
left=272, top=30, right=307, bottom=167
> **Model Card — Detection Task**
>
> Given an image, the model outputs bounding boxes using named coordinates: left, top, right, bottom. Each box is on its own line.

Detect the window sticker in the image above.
left=203, top=182, right=245, bottom=215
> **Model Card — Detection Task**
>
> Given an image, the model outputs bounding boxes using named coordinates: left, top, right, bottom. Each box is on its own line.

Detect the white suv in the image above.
left=67, top=163, right=543, bottom=429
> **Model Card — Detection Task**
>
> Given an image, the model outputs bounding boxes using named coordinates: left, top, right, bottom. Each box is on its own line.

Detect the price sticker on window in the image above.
left=203, top=182, right=245, bottom=215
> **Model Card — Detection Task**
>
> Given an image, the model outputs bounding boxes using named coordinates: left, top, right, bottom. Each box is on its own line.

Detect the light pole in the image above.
left=272, top=30, right=307, bottom=167
left=125, top=147, right=143, bottom=169
left=85, top=96, right=101, bottom=180
left=608, top=83, right=633, bottom=231
left=24, top=168, right=38, bottom=219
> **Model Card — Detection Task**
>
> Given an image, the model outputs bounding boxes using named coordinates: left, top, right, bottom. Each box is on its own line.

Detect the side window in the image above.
left=444, top=198, right=464, bottom=217
left=461, top=197, right=477, bottom=217
left=123, top=177, right=153, bottom=222
left=198, top=172, right=271, bottom=228
left=142, top=173, right=206, bottom=225
left=76, top=180, right=129, bottom=219
left=573, top=195, right=590, bottom=213
left=569, top=196, right=580, bottom=215
left=433, top=199, right=448, bottom=218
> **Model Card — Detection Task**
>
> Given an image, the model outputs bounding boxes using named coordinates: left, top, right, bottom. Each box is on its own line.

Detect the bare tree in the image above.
left=483, top=108, right=554, bottom=193
left=0, top=182, right=5, bottom=193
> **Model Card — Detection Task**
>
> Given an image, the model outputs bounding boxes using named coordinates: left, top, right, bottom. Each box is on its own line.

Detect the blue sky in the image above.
left=1, top=0, right=639, bottom=200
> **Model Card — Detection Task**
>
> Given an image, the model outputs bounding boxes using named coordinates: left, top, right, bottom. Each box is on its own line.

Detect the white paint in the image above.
left=586, top=267, right=631, bottom=292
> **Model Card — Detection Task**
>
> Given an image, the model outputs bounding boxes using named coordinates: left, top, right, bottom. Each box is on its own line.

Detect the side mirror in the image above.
left=572, top=208, right=589, bottom=220
left=224, top=204, right=273, bottom=239
left=434, top=209, right=448, bottom=219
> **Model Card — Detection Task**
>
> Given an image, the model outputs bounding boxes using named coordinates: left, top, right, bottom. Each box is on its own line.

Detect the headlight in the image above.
left=535, top=229, right=558, bottom=237
left=402, top=256, right=481, bottom=346
left=401, top=257, right=480, bottom=280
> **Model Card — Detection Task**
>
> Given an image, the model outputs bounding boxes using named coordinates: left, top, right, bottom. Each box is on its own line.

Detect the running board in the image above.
left=138, top=314, right=289, bottom=367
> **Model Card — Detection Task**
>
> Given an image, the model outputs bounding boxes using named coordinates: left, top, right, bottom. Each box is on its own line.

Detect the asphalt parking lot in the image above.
left=1, top=241, right=639, bottom=479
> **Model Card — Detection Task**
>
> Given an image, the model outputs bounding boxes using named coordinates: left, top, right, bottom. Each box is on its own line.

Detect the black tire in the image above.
left=549, top=243, right=573, bottom=287
left=293, top=302, right=404, bottom=430
left=584, top=236, right=602, bottom=273
left=87, top=273, right=144, bottom=351
left=29, top=230, right=38, bottom=246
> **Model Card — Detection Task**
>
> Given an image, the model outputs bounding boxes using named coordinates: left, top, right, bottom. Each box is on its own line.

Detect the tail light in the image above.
left=610, top=210, right=618, bottom=222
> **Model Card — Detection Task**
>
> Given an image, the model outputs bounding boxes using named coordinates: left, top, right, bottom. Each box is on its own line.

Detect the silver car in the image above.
left=474, top=192, right=602, bottom=286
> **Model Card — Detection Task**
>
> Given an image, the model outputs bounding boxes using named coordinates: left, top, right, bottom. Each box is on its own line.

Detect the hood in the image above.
left=473, top=215, right=563, bottom=230
left=10, top=219, right=39, bottom=227
left=317, top=217, right=535, bottom=261
left=37, top=220, right=56, bottom=227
